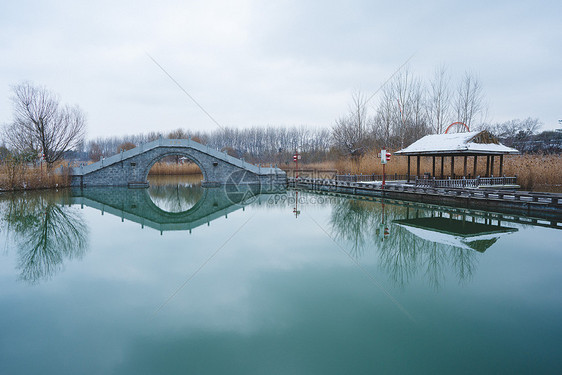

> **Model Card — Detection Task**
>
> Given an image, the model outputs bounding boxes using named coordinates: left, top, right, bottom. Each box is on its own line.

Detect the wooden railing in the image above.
left=335, top=174, right=409, bottom=182
left=415, top=176, right=517, bottom=188
left=334, top=173, right=517, bottom=188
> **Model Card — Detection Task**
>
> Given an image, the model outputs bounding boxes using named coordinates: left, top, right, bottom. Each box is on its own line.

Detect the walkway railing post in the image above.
left=407, top=156, right=411, bottom=183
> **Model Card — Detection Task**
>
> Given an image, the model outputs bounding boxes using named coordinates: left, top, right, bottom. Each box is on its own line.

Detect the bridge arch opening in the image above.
left=146, top=152, right=205, bottom=182
left=145, top=152, right=206, bottom=213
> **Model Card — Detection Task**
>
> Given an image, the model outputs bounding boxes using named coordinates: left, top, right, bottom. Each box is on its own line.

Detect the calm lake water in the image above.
left=1, top=175, right=561, bottom=374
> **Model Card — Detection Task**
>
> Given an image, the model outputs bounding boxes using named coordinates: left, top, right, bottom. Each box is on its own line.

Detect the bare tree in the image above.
left=373, top=68, right=430, bottom=148
left=391, top=69, right=430, bottom=147
left=427, top=65, right=452, bottom=134
left=406, top=77, right=431, bottom=144
left=88, top=142, right=103, bottom=162
left=479, top=117, right=542, bottom=146
left=332, top=91, right=371, bottom=162
left=167, top=128, right=189, bottom=139
left=3, top=82, right=86, bottom=168
left=117, top=142, right=136, bottom=153
left=372, top=86, right=395, bottom=147
left=454, top=71, right=485, bottom=129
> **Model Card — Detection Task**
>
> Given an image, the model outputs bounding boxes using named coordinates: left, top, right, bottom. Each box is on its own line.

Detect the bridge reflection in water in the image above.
left=68, top=183, right=283, bottom=233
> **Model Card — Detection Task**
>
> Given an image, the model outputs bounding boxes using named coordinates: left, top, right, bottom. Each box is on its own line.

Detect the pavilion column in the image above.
left=451, top=156, right=455, bottom=178
left=416, top=155, right=420, bottom=178
left=490, top=155, right=495, bottom=176
left=463, top=156, right=468, bottom=177
left=432, top=156, right=436, bottom=178
left=407, top=156, right=411, bottom=182
left=486, top=156, right=490, bottom=177
left=499, top=154, right=504, bottom=176
left=473, top=156, right=478, bottom=177
left=440, top=156, right=444, bottom=178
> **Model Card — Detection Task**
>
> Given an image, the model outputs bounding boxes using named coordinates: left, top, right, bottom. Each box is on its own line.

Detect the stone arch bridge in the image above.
left=71, top=138, right=286, bottom=187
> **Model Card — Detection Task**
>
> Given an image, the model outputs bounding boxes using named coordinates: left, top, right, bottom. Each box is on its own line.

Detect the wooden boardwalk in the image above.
left=298, top=188, right=562, bottom=230
left=289, top=177, right=562, bottom=220
left=335, top=174, right=518, bottom=188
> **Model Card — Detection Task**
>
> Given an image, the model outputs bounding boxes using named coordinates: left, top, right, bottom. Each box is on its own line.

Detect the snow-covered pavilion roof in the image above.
left=394, top=130, right=519, bottom=156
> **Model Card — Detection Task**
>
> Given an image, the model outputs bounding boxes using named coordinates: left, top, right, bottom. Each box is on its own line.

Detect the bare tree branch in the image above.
left=3, top=82, right=86, bottom=167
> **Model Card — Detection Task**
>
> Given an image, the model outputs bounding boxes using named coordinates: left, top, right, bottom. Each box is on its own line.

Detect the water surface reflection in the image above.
left=0, top=184, right=560, bottom=374
left=0, top=190, right=88, bottom=284
left=148, top=175, right=204, bottom=213
left=327, top=195, right=519, bottom=289
left=0, top=186, right=524, bottom=289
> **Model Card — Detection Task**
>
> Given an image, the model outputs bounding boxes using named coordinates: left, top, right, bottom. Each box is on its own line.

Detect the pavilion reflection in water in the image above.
left=394, top=216, right=518, bottom=253
left=324, top=194, right=523, bottom=289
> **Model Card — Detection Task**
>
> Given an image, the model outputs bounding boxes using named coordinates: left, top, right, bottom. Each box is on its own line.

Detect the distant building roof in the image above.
left=394, top=130, right=519, bottom=156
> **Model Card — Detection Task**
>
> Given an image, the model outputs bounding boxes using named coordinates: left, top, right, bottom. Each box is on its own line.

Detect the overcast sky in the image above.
left=1, top=0, right=560, bottom=140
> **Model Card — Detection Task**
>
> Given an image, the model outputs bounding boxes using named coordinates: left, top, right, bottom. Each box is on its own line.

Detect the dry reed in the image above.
left=0, top=163, right=70, bottom=191
left=3, top=154, right=559, bottom=192
left=148, top=162, right=202, bottom=175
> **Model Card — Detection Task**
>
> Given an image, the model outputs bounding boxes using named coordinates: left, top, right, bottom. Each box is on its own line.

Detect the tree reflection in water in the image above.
left=1, top=190, right=88, bottom=284
left=329, top=197, right=483, bottom=289
left=330, top=199, right=373, bottom=258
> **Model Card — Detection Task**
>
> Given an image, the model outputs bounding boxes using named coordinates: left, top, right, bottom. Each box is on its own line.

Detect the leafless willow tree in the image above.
left=426, top=65, right=452, bottom=134
left=454, top=71, right=485, bottom=129
left=3, top=82, right=86, bottom=168
left=372, top=85, right=395, bottom=147
left=372, top=69, right=430, bottom=148
left=332, top=91, right=371, bottom=162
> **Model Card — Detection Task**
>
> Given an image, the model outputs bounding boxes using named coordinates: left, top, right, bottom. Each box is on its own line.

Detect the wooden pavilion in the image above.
left=394, top=130, right=519, bottom=183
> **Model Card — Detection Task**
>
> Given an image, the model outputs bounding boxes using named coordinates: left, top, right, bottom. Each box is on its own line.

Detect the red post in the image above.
left=293, top=151, right=299, bottom=179
left=293, top=191, right=299, bottom=218
left=380, top=150, right=390, bottom=187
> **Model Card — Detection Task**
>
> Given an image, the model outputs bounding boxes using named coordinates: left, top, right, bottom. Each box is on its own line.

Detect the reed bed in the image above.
left=2, top=154, right=558, bottom=192
left=148, top=161, right=202, bottom=175
left=502, top=154, right=562, bottom=192
left=0, top=163, right=70, bottom=191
